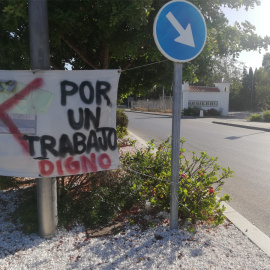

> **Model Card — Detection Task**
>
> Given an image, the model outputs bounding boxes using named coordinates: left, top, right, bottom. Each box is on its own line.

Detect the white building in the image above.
left=182, top=79, right=231, bottom=116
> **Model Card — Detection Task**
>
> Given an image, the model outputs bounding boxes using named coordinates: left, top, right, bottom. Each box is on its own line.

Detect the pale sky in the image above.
left=221, top=0, right=270, bottom=70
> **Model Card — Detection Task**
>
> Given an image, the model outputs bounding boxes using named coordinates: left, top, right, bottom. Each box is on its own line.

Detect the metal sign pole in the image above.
left=28, top=0, right=57, bottom=238
left=153, top=0, right=207, bottom=231
left=170, top=62, right=182, bottom=230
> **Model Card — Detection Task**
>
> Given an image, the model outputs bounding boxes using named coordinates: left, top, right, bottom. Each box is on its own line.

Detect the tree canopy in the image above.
left=0, top=0, right=269, bottom=100
left=251, top=53, right=270, bottom=111
left=262, top=52, right=270, bottom=70
left=230, top=51, right=270, bottom=112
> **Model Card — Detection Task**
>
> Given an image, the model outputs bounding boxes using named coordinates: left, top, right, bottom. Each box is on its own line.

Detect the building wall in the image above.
left=182, top=82, right=230, bottom=116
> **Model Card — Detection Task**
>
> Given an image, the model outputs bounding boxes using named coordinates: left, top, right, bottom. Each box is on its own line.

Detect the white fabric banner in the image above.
left=0, top=70, right=121, bottom=177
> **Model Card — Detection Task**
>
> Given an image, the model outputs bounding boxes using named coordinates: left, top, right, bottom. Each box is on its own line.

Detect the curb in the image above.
left=128, top=129, right=270, bottom=257
left=212, top=121, right=270, bottom=132
left=125, top=109, right=172, bottom=117
left=221, top=201, right=270, bottom=257
left=128, top=130, right=148, bottom=148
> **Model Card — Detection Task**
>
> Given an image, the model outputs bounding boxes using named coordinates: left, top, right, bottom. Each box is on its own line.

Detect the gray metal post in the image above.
left=28, top=0, right=58, bottom=238
left=36, top=177, right=57, bottom=238
left=29, top=0, right=50, bottom=70
left=170, top=62, right=182, bottom=230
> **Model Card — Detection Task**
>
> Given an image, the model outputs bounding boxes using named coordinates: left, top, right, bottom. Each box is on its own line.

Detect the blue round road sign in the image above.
left=153, top=0, right=207, bottom=62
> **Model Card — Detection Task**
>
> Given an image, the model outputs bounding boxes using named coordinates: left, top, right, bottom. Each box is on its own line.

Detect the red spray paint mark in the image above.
left=0, top=78, right=44, bottom=154
left=38, top=153, right=112, bottom=176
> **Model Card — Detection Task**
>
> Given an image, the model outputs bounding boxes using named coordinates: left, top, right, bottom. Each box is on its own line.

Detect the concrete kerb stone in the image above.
left=212, top=121, right=270, bottom=132
left=125, top=109, right=172, bottom=117
left=127, top=130, right=148, bottom=148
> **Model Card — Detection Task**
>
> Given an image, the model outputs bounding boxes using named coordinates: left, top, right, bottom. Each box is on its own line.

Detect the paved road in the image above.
left=126, top=111, right=270, bottom=237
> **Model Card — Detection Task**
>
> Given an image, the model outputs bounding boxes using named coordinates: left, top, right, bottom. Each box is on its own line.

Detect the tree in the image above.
left=196, top=55, right=244, bottom=85
left=237, top=67, right=254, bottom=110
left=0, top=1, right=30, bottom=69
left=262, top=52, right=270, bottom=70
left=0, top=0, right=269, bottom=101
left=204, top=56, right=244, bottom=111
left=248, top=67, right=255, bottom=110
left=254, top=67, right=270, bottom=110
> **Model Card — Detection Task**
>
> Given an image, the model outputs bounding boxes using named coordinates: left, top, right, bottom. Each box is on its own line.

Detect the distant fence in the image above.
left=131, top=96, right=173, bottom=113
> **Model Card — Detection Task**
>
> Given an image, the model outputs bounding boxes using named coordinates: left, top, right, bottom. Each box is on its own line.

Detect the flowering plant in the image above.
left=121, top=137, right=233, bottom=226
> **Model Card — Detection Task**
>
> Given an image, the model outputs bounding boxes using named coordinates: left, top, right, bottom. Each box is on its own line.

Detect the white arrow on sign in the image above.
left=166, top=12, right=195, bottom=48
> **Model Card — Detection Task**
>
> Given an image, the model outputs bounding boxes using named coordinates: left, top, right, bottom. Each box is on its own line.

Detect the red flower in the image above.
left=181, top=174, right=187, bottom=178
left=164, top=219, right=169, bottom=224
left=209, top=188, right=214, bottom=194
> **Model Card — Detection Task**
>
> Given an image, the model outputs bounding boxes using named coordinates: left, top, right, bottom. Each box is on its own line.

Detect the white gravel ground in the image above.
left=1, top=188, right=270, bottom=270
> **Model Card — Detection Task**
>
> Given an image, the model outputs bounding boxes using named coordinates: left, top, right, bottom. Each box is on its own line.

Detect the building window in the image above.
left=188, top=101, right=218, bottom=107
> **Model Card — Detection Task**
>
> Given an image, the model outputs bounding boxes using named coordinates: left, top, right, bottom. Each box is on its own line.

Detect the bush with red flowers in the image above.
left=121, top=137, right=233, bottom=226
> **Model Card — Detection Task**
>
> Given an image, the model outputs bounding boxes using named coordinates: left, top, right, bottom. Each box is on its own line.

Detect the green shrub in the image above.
left=56, top=171, right=140, bottom=229
left=53, top=137, right=234, bottom=229
left=207, top=108, right=220, bottom=116
left=192, top=107, right=200, bottom=116
left=116, top=126, right=128, bottom=139
left=12, top=187, right=38, bottom=234
left=116, top=108, right=128, bottom=128
left=263, top=110, right=270, bottom=122
left=182, top=107, right=200, bottom=116
left=0, top=176, right=19, bottom=190
left=183, top=108, right=192, bottom=116
left=13, top=171, right=140, bottom=232
left=116, top=109, right=128, bottom=138
left=249, top=113, right=262, bottom=122
left=121, top=138, right=233, bottom=225
left=14, top=137, right=233, bottom=232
